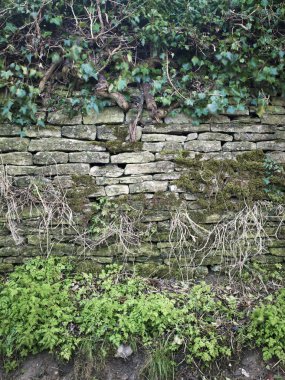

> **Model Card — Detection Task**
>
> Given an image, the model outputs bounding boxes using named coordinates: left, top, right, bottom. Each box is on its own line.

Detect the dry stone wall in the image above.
left=0, top=100, right=285, bottom=276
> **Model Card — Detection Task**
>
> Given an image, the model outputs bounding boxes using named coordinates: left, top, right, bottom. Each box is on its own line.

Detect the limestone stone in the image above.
left=271, top=97, right=285, bottom=106
left=97, top=125, right=128, bottom=141
left=129, top=181, right=168, bottom=193
left=256, top=141, right=285, bottom=151
left=90, top=165, right=124, bottom=177
left=275, top=130, right=285, bottom=140
left=83, top=107, right=124, bottom=124
left=143, top=124, right=210, bottom=134
left=69, top=152, right=110, bottom=163
left=155, top=151, right=196, bottom=161
left=0, top=152, right=32, bottom=165
left=186, top=133, right=198, bottom=141
left=184, top=140, right=221, bottom=152
left=266, top=106, right=285, bottom=114
left=0, top=125, right=21, bottom=136
left=105, top=185, right=129, bottom=196
left=261, top=115, right=285, bottom=125
left=165, top=110, right=192, bottom=124
left=53, top=176, right=74, bottom=188
left=206, top=115, right=231, bottom=123
left=269, top=248, right=285, bottom=256
left=33, top=152, right=68, bottom=165
left=234, top=133, right=275, bottom=141
left=29, top=138, right=105, bottom=152
left=47, top=111, right=82, bottom=125
left=0, top=263, right=13, bottom=272
left=96, top=177, right=120, bottom=185
left=198, top=132, right=233, bottom=141
left=88, top=187, right=106, bottom=197
left=182, top=193, right=197, bottom=201
left=266, top=152, right=285, bottom=163
left=211, top=124, right=275, bottom=133
left=0, top=138, right=29, bottom=152
left=3, top=166, right=38, bottom=176
left=153, top=173, right=181, bottom=180
left=111, top=151, right=154, bottom=164
left=142, top=211, right=170, bottom=222
left=222, top=142, right=256, bottom=151
left=37, top=163, right=90, bottom=176
left=125, top=161, right=174, bottom=175
left=23, top=126, right=61, bottom=138
left=62, top=125, right=96, bottom=140
left=141, top=134, right=186, bottom=142
left=119, top=175, right=153, bottom=184
left=142, top=142, right=182, bottom=153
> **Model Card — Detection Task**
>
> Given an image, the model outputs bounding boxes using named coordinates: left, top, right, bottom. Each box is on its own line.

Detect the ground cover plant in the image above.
left=1, top=257, right=285, bottom=378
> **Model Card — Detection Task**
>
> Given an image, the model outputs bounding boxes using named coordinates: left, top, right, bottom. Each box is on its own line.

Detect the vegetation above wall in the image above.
left=0, top=0, right=284, bottom=126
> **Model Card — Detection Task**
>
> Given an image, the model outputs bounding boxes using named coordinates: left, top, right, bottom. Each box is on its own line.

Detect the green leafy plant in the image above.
left=263, top=157, right=285, bottom=202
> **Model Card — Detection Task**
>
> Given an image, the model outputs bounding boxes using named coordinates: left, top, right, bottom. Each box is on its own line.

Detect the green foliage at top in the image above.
left=0, top=0, right=284, bottom=125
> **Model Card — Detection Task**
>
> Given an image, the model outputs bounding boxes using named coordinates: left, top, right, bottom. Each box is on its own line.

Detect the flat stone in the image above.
left=0, top=138, right=29, bottom=152
left=271, top=97, right=285, bottom=106
left=184, top=140, right=221, bottom=152
left=90, top=165, right=124, bottom=177
left=198, top=132, right=233, bottom=141
left=33, top=152, right=68, bottom=165
left=47, top=111, right=82, bottom=125
left=111, top=151, right=154, bottom=164
left=105, top=185, right=129, bottom=196
left=234, top=133, right=276, bottom=141
left=275, top=130, right=285, bottom=140
left=126, top=109, right=152, bottom=124
left=256, top=141, right=285, bottom=151
left=0, top=125, right=21, bottom=136
left=119, top=175, right=153, bottom=184
left=37, top=163, right=90, bottom=176
left=69, top=152, right=110, bottom=163
left=186, top=133, right=198, bottom=141
left=125, top=161, right=174, bottom=175
left=143, top=124, right=210, bottom=134
left=155, top=151, right=196, bottom=161
left=199, top=152, right=236, bottom=160
left=143, top=142, right=182, bottom=153
left=29, top=138, right=105, bottom=152
left=269, top=248, right=285, bottom=256
left=211, top=124, right=275, bottom=133
left=88, top=187, right=106, bottom=197
left=141, top=134, right=186, bottom=142
left=0, top=152, right=32, bottom=165
left=261, top=115, right=285, bottom=125
left=153, top=173, right=181, bottom=180
left=96, top=177, right=120, bottom=185
left=129, top=181, right=168, bottom=193
left=206, top=115, right=231, bottom=123
left=53, top=176, right=74, bottom=188
left=83, top=107, right=124, bottom=124
left=265, top=106, right=285, bottom=114
left=3, top=166, right=38, bottom=176
left=23, top=126, right=61, bottom=138
left=62, top=125, right=96, bottom=140
left=165, top=110, right=192, bottom=124
left=266, top=152, right=285, bottom=163
left=97, top=125, right=128, bottom=141
left=222, top=142, right=256, bottom=151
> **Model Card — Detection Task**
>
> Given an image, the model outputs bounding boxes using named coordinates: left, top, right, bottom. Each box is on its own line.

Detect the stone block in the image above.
left=34, top=152, right=68, bottom=165
left=265, top=106, right=285, bottom=114
left=3, top=165, right=37, bottom=176
left=69, top=152, right=110, bottom=163
left=142, top=142, right=182, bottom=153
left=105, top=185, right=129, bottom=196
left=0, top=125, right=21, bottom=136
left=269, top=247, right=285, bottom=256
left=143, top=124, right=210, bottom=134
left=0, top=138, right=29, bottom=152
left=153, top=173, right=181, bottom=180
left=23, top=126, right=61, bottom=138
left=47, top=111, right=82, bottom=125
left=37, top=163, right=90, bottom=176
left=0, top=152, right=33, bottom=165
left=0, top=263, right=14, bottom=272
left=206, top=115, right=231, bottom=123
left=90, top=165, right=124, bottom=177
left=125, top=161, right=174, bottom=175
left=111, top=151, right=154, bottom=164
left=222, top=142, right=256, bottom=151
left=96, top=125, right=128, bottom=141
left=29, top=138, right=105, bottom=152
left=275, top=130, right=285, bottom=140
left=266, top=152, right=285, bottom=163
left=119, top=175, right=153, bottom=184
left=186, top=133, right=198, bottom=141
left=261, top=115, right=285, bottom=125
left=96, top=177, right=120, bottom=185
left=129, top=181, right=168, bottom=193
left=271, top=97, right=285, bottom=106
left=198, top=132, right=233, bottom=141
left=234, top=133, right=275, bottom=141
left=184, top=140, right=221, bottom=152
left=83, top=107, right=124, bottom=124
left=88, top=187, right=106, bottom=197
left=126, top=109, right=152, bottom=124
left=211, top=124, right=275, bottom=133
left=164, top=110, right=192, bottom=124
left=0, top=247, right=21, bottom=257
left=62, top=125, right=96, bottom=140
left=141, top=134, right=186, bottom=142
left=256, top=141, right=285, bottom=151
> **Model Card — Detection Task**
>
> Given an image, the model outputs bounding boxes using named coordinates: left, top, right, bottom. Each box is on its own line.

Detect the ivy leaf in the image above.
left=80, top=63, right=97, bottom=81
left=50, top=16, right=62, bottom=26
left=16, top=89, right=26, bottom=98
left=117, top=78, right=127, bottom=91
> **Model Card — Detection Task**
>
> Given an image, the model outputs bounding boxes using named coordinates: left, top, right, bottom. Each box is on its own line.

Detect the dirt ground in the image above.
left=1, top=349, right=284, bottom=380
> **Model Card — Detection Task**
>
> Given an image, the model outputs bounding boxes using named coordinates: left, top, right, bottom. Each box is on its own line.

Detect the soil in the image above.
left=0, top=349, right=284, bottom=380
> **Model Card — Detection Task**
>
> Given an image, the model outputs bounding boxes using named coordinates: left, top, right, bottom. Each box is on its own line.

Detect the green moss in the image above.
left=67, top=175, right=98, bottom=213
left=175, top=150, right=285, bottom=212
left=105, top=140, right=143, bottom=154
